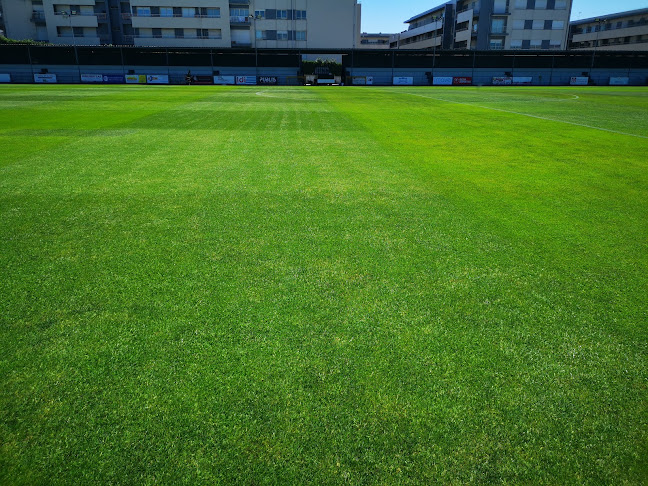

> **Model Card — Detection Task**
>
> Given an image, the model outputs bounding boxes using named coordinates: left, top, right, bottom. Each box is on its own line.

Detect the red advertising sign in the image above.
left=452, top=77, right=472, bottom=86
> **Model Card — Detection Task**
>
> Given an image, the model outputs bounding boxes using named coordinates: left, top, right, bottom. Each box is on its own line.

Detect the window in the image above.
left=296, top=30, right=306, bottom=41
left=160, top=7, right=172, bottom=17
left=526, top=0, right=535, bottom=9
left=206, top=8, right=220, bottom=18
left=175, top=28, right=184, bottom=38
left=493, top=0, right=507, bottom=14
left=162, top=28, right=174, bottom=38
left=255, top=10, right=265, bottom=19
left=256, top=30, right=263, bottom=39
left=73, top=26, right=84, bottom=37
left=277, top=30, right=288, bottom=40
left=513, top=20, right=525, bottom=29
left=231, top=8, right=249, bottom=17
left=152, top=28, right=161, bottom=38
left=522, top=39, right=531, bottom=48
left=295, top=10, right=306, bottom=20
left=535, top=0, right=547, bottom=9
left=524, top=20, right=533, bottom=29
left=197, top=28, right=208, bottom=38
left=277, top=10, right=288, bottom=19
left=530, top=39, right=542, bottom=48
left=510, top=39, right=522, bottom=48
left=136, top=7, right=150, bottom=17
left=491, top=18, right=506, bottom=34
left=544, top=20, right=552, bottom=30
left=554, top=0, right=566, bottom=8
left=182, top=8, right=195, bottom=18
left=552, top=20, right=564, bottom=30
left=532, top=19, right=544, bottom=29
left=514, top=0, right=526, bottom=8
left=489, top=38, right=504, bottom=49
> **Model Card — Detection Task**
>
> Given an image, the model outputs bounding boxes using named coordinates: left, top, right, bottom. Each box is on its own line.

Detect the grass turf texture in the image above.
left=0, top=85, right=647, bottom=484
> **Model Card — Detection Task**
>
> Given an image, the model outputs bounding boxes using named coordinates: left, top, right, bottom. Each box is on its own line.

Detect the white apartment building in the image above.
left=569, top=8, right=648, bottom=51
left=391, top=0, right=573, bottom=51
left=0, top=0, right=361, bottom=49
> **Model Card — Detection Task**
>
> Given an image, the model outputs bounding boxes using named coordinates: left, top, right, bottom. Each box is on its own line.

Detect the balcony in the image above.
left=230, top=16, right=251, bottom=25
left=31, top=12, right=46, bottom=24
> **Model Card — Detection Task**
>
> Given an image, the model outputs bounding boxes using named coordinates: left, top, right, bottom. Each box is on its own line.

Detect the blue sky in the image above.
left=360, top=0, right=648, bottom=33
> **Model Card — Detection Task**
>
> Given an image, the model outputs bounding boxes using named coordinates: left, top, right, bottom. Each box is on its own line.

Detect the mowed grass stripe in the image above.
left=1, top=85, right=647, bottom=484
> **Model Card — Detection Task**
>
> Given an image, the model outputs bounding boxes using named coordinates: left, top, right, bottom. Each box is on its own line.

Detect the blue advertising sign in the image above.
left=102, top=74, right=125, bottom=84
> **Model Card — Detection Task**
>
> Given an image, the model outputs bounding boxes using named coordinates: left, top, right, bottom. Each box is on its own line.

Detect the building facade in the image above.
left=390, top=0, right=573, bottom=51
left=359, top=33, right=391, bottom=49
left=0, top=0, right=361, bottom=49
left=569, top=8, right=648, bottom=51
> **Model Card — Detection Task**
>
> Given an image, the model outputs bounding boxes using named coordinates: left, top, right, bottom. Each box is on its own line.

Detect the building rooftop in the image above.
left=570, top=7, right=648, bottom=26
left=404, top=2, right=450, bottom=24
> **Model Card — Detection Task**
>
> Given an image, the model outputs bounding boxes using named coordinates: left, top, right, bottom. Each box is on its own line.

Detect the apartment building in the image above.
left=0, top=0, right=361, bottom=49
left=359, top=33, right=391, bottom=49
left=390, top=0, right=572, bottom=50
left=569, top=8, right=648, bottom=51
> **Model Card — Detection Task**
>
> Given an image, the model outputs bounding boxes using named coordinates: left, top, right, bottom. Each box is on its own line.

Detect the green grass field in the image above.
left=1, top=85, right=647, bottom=484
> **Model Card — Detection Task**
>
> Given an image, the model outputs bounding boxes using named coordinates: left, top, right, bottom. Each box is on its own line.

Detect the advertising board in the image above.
left=81, top=74, right=103, bottom=83
left=433, top=77, right=453, bottom=86
left=258, top=76, right=278, bottom=85
left=125, top=74, right=147, bottom=84
left=492, top=77, right=512, bottom=86
left=146, top=74, right=169, bottom=84
left=609, top=77, right=629, bottom=86
left=34, top=74, right=57, bottom=83
left=366, top=76, right=374, bottom=86
left=236, top=76, right=257, bottom=85
left=213, top=75, right=236, bottom=85
left=0, top=74, right=11, bottom=83
left=102, top=75, right=124, bottom=84
left=570, top=77, right=589, bottom=86
left=393, top=77, right=414, bottom=86
left=452, top=76, right=472, bottom=86
left=191, top=75, right=213, bottom=85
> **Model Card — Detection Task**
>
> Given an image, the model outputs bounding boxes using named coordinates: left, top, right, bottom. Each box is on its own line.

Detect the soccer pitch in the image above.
left=1, top=85, right=646, bottom=484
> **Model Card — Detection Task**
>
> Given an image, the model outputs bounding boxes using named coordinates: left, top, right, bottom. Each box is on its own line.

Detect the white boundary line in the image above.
left=398, top=91, right=648, bottom=140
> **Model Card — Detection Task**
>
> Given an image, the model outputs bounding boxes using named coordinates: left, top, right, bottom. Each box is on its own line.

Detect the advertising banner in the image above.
left=213, top=75, right=236, bottom=85
left=236, top=76, right=257, bottom=85
left=102, top=74, right=124, bottom=84
left=433, top=77, right=453, bottom=86
left=258, top=76, right=279, bottom=85
left=34, top=74, right=57, bottom=83
left=366, top=76, right=374, bottom=86
left=317, top=78, right=335, bottom=84
left=352, top=77, right=366, bottom=85
left=393, top=77, right=414, bottom=86
left=609, top=77, right=629, bottom=86
left=512, top=77, right=533, bottom=86
left=0, top=74, right=11, bottom=83
left=146, top=74, right=169, bottom=84
left=453, top=76, right=472, bottom=86
left=81, top=74, right=103, bottom=83
left=570, top=76, right=589, bottom=86
left=492, top=77, right=512, bottom=86
left=191, top=75, right=213, bottom=85
left=125, top=74, right=147, bottom=84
